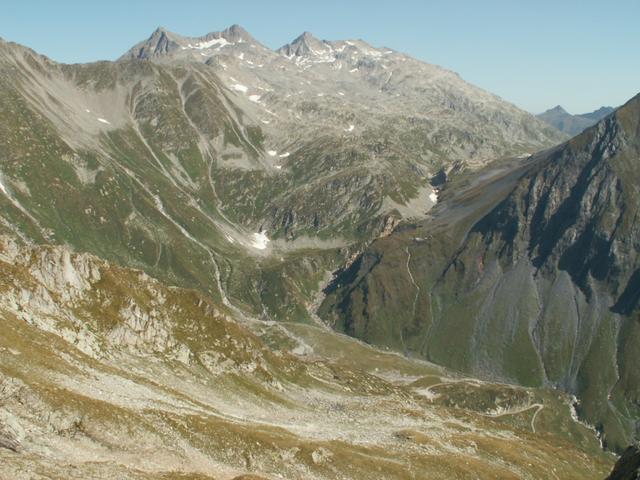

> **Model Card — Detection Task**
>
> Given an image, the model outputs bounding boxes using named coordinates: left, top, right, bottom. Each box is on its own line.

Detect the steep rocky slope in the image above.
left=320, top=93, right=640, bottom=451
left=0, top=237, right=614, bottom=478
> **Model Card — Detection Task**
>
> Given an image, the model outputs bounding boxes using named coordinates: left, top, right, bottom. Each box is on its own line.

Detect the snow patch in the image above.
left=238, top=53, right=245, bottom=60
left=349, top=68, right=358, bottom=73
left=248, top=94, right=261, bottom=103
left=279, top=152, right=290, bottom=158
left=429, top=191, right=438, bottom=203
left=274, top=165, right=282, bottom=170
left=231, top=84, right=248, bottom=93
left=97, top=118, right=111, bottom=125
left=362, top=49, right=382, bottom=58
left=267, top=150, right=277, bottom=157
left=251, top=231, right=270, bottom=250
left=183, top=38, right=232, bottom=50
left=344, top=125, right=355, bottom=132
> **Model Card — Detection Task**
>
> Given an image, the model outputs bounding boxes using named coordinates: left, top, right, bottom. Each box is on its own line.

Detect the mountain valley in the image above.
left=0, top=23, right=637, bottom=479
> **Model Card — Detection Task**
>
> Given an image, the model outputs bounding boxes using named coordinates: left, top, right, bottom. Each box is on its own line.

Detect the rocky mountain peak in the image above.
left=130, top=26, right=183, bottom=58
left=278, top=31, right=329, bottom=57
left=151, top=26, right=169, bottom=36
left=220, top=23, right=256, bottom=43
left=547, top=105, right=569, bottom=115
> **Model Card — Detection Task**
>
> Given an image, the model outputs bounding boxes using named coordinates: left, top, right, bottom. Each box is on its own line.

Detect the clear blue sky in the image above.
left=1, top=0, right=638, bottom=113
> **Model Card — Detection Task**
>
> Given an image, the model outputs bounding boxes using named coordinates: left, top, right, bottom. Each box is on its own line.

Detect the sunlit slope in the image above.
left=0, top=237, right=612, bottom=479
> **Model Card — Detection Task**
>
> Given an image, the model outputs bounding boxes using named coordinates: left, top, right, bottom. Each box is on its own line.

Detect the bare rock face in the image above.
left=0, top=409, right=23, bottom=452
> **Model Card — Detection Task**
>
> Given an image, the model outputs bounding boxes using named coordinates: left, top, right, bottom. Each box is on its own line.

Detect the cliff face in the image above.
left=320, top=93, right=640, bottom=451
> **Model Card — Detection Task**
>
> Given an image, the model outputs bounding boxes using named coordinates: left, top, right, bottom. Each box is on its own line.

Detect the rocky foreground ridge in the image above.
left=0, top=236, right=614, bottom=478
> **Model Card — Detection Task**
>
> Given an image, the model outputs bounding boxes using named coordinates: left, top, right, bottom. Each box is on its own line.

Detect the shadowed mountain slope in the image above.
left=321, top=93, right=640, bottom=451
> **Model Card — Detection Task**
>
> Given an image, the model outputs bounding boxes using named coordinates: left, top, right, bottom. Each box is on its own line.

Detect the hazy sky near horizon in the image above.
left=1, top=0, right=638, bottom=113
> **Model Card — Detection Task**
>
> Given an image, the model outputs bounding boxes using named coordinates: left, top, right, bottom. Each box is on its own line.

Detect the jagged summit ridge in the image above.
left=121, top=23, right=263, bottom=61
left=122, top=24, right=388, bottom=65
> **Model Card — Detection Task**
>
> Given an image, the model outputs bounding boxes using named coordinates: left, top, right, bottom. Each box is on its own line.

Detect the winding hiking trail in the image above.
left=483, top=403, right=545, bottom=433
left=416, top=379, right=545, bottom=433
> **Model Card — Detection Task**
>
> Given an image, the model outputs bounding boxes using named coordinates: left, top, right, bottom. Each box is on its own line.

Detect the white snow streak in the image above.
left=183, top=38, right=232, bottom=50
left=251, top=231, right=270, bottom=250
left=231, top=84, right=248, bottom=93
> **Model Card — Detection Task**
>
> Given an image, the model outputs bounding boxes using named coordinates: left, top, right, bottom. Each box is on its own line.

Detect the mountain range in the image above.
left=0, top=23, right=636, bottom=478
left=537, top=105, right=616, bottom=136
left=0, top=24, right=566, bottom=320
